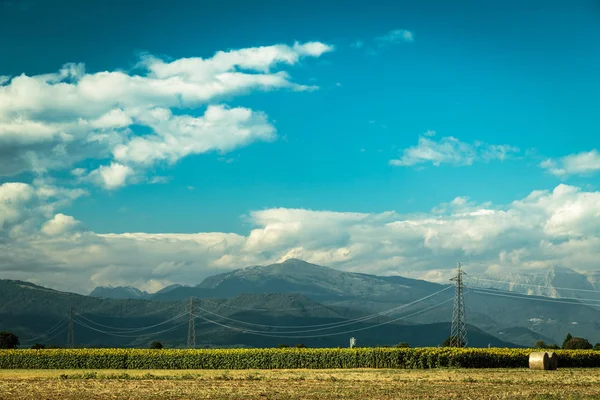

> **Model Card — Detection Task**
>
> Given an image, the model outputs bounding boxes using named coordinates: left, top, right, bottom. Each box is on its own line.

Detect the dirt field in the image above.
left=1, top=368, right=600, bottom=399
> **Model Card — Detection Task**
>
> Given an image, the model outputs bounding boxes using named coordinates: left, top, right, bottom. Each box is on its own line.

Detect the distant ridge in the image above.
left=6, top=259, right=600, bottom=347
left=90, top=286, right=150, bottom=300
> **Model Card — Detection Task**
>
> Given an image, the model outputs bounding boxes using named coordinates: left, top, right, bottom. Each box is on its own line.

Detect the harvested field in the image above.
left=1, top=368, right=600, bottom=399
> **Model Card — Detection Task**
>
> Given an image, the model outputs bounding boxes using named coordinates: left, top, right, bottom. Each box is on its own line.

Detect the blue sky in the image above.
left=1, top=0, right=599, bottom=292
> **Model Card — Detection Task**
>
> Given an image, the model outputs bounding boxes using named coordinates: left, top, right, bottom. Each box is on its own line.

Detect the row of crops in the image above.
left=2, top=348, right=600, bottom=369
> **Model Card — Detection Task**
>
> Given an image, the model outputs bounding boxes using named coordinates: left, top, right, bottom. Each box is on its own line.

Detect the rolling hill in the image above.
left=6, top=259, right=600, bottom=348
left=0, top=279, right=517, bottom=348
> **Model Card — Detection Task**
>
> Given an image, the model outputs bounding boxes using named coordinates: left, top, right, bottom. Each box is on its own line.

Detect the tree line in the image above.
left=534, top=333, right=600, bottom=350
left=2, top=330, right=599, bottom=350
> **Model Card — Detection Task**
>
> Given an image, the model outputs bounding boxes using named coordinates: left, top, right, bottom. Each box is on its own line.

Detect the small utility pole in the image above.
left=187, top=298, right=196, bottom=348
left=449, top=263, right=467, bottom=348
left=67, top=306, right=75, bottom=348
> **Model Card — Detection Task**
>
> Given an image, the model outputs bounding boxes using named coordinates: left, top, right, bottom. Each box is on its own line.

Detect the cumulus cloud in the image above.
left=0, top=41, right=333, bottom=184
left=0, top=181, right=86, bottom=236
left=41, top=214, right=83, bottom=236
left=111, top=105, right=275, bottom=166
left=390, top=134, right=519, bottom=167
left=89, top=163, right=134, bottom=190
left=541, top=149, right=600, bottom=177
left=0, top=182, right=35, bottom=230
left=2, top=182, right=600, bottom=293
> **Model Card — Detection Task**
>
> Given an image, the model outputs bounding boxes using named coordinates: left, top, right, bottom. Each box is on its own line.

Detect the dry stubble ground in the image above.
left=1, top=368, right=600, bottom=400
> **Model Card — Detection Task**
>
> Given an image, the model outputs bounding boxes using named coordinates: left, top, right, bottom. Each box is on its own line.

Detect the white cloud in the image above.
left=90, top=163, right=134, bottom=190
left=376, top=29, right=415, bottom=45
left=350, top=41, right=364, bottom=49
left=0, top=180, right=86, bottom=237
left=0, top=41, right=333, bottom=182
left=0, top=182, right=35, bottom=230
left=541, top=149, right=600, bottom=177
left=112, top=105, right=275, bottom=166
left=390, top=134, right=519, bottom=167
left=41, top=213, right=82, bottom=236
left=3, top=181, right=600, bottom=293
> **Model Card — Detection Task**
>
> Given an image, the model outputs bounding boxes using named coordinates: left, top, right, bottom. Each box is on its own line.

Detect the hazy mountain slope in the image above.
left=0, top=279, right=517, bottom=348
left=155, top=284, right=188, bottom=294
left=468, top=266, right=600, bottom=301
left=160, top=259, right=600, bottom=346
left=0, top=280, right=185, bottom=347
left=193, top=258, right=444, bottom=301
left=90, top=284, right=191, bottom=300
left=4, top=256, right=600, bottom=348
left=466, top=289, right=600, bottom=346
left=585, top=271, right=600, bottom=290
left=90, top=286, right=150, bottom=300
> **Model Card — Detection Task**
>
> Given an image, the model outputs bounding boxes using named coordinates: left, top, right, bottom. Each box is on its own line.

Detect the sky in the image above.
left=1, top=0, right=599, bottom=294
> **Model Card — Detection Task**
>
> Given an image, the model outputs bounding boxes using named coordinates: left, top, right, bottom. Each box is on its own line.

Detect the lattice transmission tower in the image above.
left=449, top=263, right=467, bottom=348
left=187, top=297, right=196, bottom=348
left=67, top=306, right=75, bottom=348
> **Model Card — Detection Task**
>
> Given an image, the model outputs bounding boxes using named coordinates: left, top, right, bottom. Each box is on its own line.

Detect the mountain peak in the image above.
left=89, top=285, right=149, bottom=299
left=280, top=258, right=310, bottom=265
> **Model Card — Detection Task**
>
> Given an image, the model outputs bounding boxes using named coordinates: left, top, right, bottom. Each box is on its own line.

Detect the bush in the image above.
left=395, top=342, right=410, bottom=348
left=0, top=332, right=19, bottom=349
left=0, top=348, right=598, bottom=369
left=594, top=343, right=600, bottom=351
left=562, top=333, right=573, bottom=349
left=534, top=340, right=559, bottom=349
left=150, top=341, right=163, bottom=350
left=442, top=336, right=465, bottom=348
left=31, top=344, right=46, bottom=350
left=563, top=337, right=593, bottom=350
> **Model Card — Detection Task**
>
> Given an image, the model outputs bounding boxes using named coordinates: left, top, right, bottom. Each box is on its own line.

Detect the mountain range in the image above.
left=467, top=266, right=600, bottom=300
left=2, top=259, right=599, bottom=348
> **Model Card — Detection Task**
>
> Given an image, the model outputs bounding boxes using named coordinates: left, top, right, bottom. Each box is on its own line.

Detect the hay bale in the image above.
left=546, top=352, right=558, bottom=370
left=529, top=352, right=550, bottom=370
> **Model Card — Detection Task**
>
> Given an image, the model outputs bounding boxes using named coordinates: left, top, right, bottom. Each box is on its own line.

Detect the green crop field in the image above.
left=2, top=348, right=600, bottom=369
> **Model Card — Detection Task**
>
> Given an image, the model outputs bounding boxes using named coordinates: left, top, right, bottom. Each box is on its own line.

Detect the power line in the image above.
left=191, top=296, right=362, bottom=312
left=35, top=325, right=69, bottom=346
left=83, top=302, right=184, bottom=318
left=73, top=318, right=189, bottom=338
left=465, top=276, right=600, bottom=296
left=74, top=312, right=189, bottom=332
left=461, top=262, right=600, bottom=292
left=191, top=286, right=453, bottom=333
left=470, top=287, right=600, bottom=308
left=449, top=262, right=467, bottom=348
left=192, top=298, right=453, bottom=339
left=20, top=318, right=68, bottom=345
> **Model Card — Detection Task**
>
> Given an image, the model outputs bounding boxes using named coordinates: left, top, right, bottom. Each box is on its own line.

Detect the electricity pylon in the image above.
left=449, top=263, right=467, bottom=348
left=187, top=297, right=196, bottom=348
left=67, top=306, right=75, bottom=348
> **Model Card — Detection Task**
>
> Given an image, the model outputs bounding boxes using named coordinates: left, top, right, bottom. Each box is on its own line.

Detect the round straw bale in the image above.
left=546, top=352, right=558, bottom=370
left=529, top=352, right=550, bottom=370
